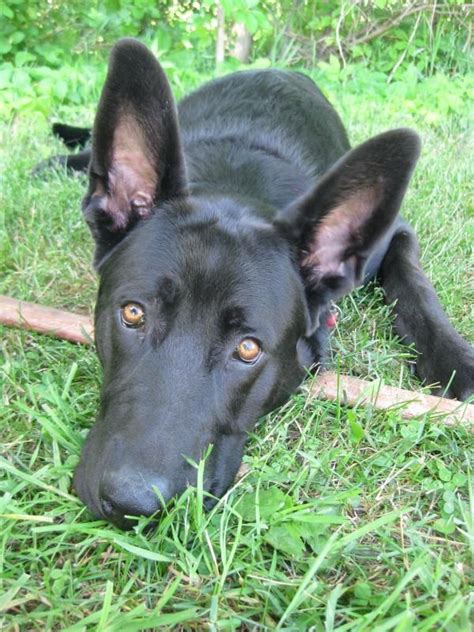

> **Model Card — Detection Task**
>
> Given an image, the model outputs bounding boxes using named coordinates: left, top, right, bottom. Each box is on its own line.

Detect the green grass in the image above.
left=1, top=67, right=473, bottom=630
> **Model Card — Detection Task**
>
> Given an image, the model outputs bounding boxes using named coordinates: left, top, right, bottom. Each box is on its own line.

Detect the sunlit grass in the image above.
left=0, top=71, right=472, bottom=630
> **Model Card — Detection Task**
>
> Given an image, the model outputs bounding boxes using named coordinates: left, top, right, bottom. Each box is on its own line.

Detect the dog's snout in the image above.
left=98, top=470, right=173, bottom=525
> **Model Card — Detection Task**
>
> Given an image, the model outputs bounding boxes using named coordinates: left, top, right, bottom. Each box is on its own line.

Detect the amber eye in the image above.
left=236, top=338, right=262, bottom=363
left=121, top=303, right=145, bottom=328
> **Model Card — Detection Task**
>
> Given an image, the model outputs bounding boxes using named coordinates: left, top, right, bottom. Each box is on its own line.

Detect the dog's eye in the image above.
left=235, top=338, right=262, bottom=363
left=121, top=303, right=145, bottom=328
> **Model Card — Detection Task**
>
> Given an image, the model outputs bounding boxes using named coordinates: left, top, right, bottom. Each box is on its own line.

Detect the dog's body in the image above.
left=48, top=40, right=473, bottom=528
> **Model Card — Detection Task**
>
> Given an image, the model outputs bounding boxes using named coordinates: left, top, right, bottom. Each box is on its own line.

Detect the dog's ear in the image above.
left=276, top=129, right=420, bottom=330
left=83, top=39, right=187, bottom=265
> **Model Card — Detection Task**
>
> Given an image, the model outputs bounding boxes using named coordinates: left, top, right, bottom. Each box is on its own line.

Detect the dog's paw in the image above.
left=426, top=346, right=474, bottom=401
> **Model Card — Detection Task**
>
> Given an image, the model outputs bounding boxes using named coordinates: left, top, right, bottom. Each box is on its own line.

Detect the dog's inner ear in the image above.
left=276, top=129, right=421, bottom=328
left=91, top=113, right=159, bottom=230
left=300, top=186, right=380, bottom=285
left=84, top=39, right=187, bottom=264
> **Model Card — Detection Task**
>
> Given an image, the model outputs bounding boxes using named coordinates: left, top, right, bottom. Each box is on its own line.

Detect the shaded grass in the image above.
left=1, top=69, right=473, bottom=630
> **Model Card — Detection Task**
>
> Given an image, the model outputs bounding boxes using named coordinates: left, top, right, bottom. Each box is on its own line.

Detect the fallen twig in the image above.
left=311, top=373, right=473, bottom=430
left=0, top=294, right=93, bottom=345
left=1, top=294, right=472, bottom=430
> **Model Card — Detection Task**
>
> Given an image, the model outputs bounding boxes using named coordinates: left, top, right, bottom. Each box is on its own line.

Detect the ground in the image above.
left=0, top=67, right=473, bottom=630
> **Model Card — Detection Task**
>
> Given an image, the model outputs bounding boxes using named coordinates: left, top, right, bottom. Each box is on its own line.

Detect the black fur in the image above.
left=52, top=123, right=91, bottom=149
left=46, top=39, right=473, bottom=528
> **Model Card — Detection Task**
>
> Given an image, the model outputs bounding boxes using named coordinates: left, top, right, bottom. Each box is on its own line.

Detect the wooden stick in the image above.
left=1, top=294, right=472, bottom=429
left=0, top=295, right=94, bottom=345
left=310, top=373, right=473, bottom=430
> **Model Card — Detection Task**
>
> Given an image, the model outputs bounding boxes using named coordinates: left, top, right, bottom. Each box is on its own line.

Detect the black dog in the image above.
left=47, top=39, right=473, bottom=528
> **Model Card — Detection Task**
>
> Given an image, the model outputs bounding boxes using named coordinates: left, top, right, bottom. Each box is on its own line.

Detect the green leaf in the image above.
left=354, top=582, right=372, bottom=602
left=14, top=51, right=36, bottom=66
left=237, top=488, right=290, bottom=521
left=452, top=472, right=467, bottom=486
left=442, top=501, right=455, bottom=515
left=432, top=518, right=456, bottom=535
left=293, top=522, right=330, bottom=554
left=0, top=2, right=14, bottom=18
left=438, top=465, right=452, bottom=482
left=347, top=410, right=364, bottom=444
left=54, top=79, right=68, bottom=100
left=9, top=30, right=25, bottom=44
left=264, top=523, right=305, bottom=557
left=0, top=41, right=12, bottom=55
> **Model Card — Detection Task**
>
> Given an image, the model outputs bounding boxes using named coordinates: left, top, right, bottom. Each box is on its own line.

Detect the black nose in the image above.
left=98, top=469, right=173, bottom=526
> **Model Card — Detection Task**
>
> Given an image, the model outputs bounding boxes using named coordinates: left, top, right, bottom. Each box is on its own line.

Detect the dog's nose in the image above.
left=98, top=470, right=172, bottom=525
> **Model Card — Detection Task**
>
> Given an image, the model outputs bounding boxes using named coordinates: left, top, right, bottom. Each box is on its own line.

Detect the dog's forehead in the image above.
left=98, top=200, right=305, bottom=328
left=103, top=203, right=292, bottom=289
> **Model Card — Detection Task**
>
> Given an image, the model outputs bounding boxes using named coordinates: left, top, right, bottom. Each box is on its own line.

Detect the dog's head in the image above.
left=74, top=39, right=420, bottom=528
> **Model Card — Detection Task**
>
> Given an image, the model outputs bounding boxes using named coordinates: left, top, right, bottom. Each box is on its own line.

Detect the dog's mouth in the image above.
left=73, top=457, right=239, bottom=529
left=72, top=413, right=249, bottom=528
left=78, top=484, right=222, bottom=531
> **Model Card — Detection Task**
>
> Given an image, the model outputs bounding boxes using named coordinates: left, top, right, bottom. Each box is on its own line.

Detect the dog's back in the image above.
left=179, top=70, right=350, bottom=210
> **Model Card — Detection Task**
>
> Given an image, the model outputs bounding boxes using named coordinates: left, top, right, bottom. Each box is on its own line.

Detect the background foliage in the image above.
left=0, top=0, right=472, bottom=118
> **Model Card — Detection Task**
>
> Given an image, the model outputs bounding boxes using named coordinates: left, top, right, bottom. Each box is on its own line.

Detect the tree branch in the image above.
left=349, top=3, right=474, bottom=49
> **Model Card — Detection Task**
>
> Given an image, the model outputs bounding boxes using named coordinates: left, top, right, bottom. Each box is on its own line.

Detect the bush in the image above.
left=0, top=0, right=471, bottom=120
